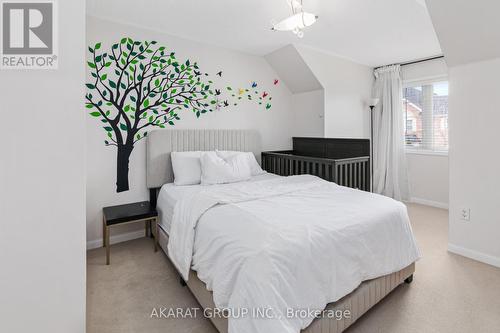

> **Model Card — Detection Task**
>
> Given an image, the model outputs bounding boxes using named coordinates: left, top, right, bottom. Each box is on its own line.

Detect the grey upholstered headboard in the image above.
left=146, top=129, right=261, bottom=189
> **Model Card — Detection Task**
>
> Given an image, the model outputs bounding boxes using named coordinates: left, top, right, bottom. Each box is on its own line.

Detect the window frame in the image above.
left=406, top=119, right=414, bottom=131
left=403, top=76, right=449, bottom=156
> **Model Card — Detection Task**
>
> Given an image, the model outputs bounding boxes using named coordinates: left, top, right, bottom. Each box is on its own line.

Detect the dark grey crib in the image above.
left=261, top=137, right=371, bottom=192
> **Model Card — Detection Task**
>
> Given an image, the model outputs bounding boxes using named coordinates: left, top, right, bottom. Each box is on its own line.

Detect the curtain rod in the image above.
left=374, top=55, right=444, bottom=70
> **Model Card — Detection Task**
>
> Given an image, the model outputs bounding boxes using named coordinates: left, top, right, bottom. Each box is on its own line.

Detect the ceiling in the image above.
left=87, top=0, right=442, bottom=67
left=426, top=0, right=500, bottom=67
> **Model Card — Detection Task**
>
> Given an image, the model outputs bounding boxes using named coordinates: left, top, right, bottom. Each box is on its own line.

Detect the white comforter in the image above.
left=167, top=175, right=420, bottom=333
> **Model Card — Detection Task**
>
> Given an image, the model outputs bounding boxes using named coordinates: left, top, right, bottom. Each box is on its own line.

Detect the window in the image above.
left=406, top=119, right=414, bottom=131
left=403, top=80, right=449, bottom=152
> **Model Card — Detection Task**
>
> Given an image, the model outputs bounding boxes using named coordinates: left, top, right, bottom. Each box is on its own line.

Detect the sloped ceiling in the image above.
left=426, top=0, right=500, bottom=66
left=87, top=0, right=441, bottom=67
left=265, top=45, right=323, bottom=94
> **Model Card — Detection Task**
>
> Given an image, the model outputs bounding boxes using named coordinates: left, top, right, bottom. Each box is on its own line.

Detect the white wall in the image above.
left=292, top=89, right=325, bottom=137
left=0, top=1, right=86, bottom=332
left=296, top=46, right=374, bottom=139
left=406, top=153, right=449, bottom=208
left=264, top=46, right=324, bottom=138
left=86, top=16, right=294, bottom=247
left=401, top=58, right=449, bottom=208
left=401, top=57, right=448, bottom=82
left=447, top=57, right=500, bottom=267
left=264, top=45, right=323, bottom=94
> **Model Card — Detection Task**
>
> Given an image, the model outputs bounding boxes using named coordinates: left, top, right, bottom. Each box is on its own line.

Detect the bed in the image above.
left=147, top=129, right=420, bottom=333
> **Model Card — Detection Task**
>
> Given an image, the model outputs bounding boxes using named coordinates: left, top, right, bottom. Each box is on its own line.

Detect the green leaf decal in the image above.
left=85, top=38, right=274, bottom=172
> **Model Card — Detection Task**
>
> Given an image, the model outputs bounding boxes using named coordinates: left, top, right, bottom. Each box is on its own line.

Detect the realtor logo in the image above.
left=1, top=1, right=58, bottom=69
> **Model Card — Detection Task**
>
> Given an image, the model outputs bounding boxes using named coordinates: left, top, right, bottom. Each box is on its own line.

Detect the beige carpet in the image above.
left=87, top=203, right=500, bottom=333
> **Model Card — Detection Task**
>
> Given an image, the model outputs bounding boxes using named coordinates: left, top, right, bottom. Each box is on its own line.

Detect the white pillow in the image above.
left=200, top=152, right=252, bottom=185
left=216, top=150, right=266, bottom=176
left=171, top=151, right=202, bottom=185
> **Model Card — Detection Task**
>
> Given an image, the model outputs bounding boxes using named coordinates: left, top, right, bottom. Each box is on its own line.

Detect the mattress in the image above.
left=156, top=172, right=279, bottom=234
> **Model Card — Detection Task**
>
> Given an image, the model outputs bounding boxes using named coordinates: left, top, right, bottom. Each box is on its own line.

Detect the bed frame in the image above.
left=146, top=129, right=415, bottom=333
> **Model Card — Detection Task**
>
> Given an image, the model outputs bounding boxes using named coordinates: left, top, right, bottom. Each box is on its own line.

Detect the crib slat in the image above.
left=261, top=152, right=370, bottom=191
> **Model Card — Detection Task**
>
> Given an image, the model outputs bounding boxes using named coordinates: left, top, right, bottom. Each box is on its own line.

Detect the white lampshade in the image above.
left=272, top=12, right=318, bottom=32
left=368, top=98, right=379, bottom=107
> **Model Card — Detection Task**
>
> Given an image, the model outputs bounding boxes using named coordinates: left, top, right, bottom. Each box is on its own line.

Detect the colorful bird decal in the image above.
left=238, top=88, right=245, bottom=95
left=216, top=71, right=223, bottom=77
left=251, top=82, right=257, bottom=88
left=262, top=91, right=268, bottom=98
left=274, top=79, right=279, bottom=85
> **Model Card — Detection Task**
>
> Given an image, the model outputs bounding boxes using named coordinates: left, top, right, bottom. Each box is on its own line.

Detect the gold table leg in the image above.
left=154, top=218, right=158, bottom=252
left=105, top=225, right=110, bottom=265
left=102, top=215, right=106, bottom=248
left=102, top=214, right=157, bottom=264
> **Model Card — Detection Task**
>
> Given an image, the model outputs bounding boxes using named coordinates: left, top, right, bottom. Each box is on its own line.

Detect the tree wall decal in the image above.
left=86, top=38, right=273, bottom=192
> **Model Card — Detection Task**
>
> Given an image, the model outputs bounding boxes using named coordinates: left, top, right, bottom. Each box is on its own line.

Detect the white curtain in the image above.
left=372, top=65, right=409, bottom=201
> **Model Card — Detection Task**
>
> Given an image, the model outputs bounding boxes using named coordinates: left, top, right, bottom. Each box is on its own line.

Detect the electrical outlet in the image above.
left=460, top=208, right=471, bottom=221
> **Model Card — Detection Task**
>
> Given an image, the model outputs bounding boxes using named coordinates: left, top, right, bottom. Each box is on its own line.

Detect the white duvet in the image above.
left=167, top=175, right=420, bottom=333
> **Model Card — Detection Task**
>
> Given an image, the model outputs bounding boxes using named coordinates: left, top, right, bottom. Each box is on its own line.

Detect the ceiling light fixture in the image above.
left=271, top=0, right=318, bottom=38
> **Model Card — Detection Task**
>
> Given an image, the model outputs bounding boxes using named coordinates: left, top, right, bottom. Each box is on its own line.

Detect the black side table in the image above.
left=102, top=201, right=158, bottom=265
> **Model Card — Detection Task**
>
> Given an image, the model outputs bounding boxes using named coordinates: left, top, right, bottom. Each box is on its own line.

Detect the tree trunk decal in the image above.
left=85, top=38, right=274, bottom=192
left=116, top=143, right=133, bottom=192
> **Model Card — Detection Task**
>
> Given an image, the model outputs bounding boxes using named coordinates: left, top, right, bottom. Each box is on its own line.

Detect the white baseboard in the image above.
left=448, top=243, right=500, bottom=268
left=410, top=197, right=448, bottom=210
left=86, top=230, right=145, bottom=250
